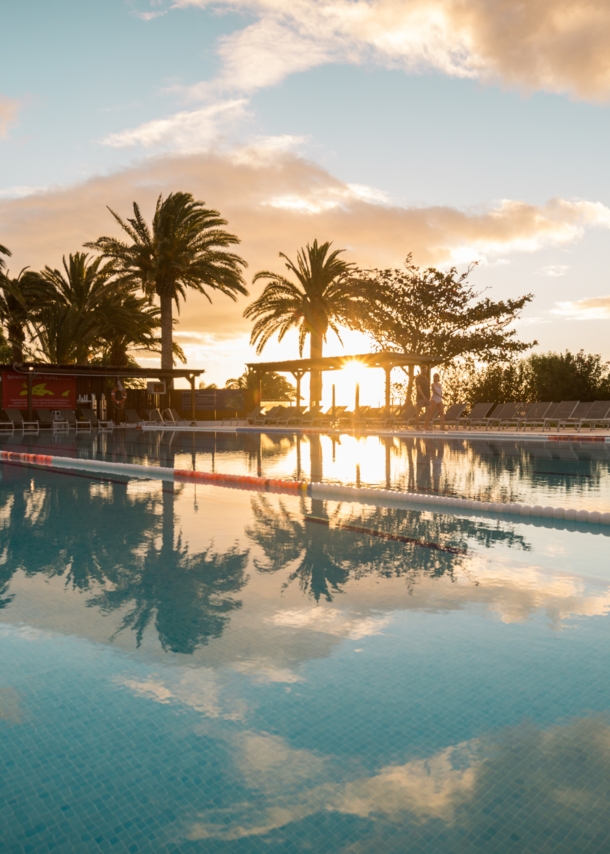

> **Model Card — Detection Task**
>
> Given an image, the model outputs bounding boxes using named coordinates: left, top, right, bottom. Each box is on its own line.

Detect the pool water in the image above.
left=1, top=433, right=610, bottom=852
left=2, top=429, right=610, bottom=511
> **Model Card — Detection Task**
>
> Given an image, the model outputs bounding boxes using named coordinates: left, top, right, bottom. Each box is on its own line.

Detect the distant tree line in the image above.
left=441, top=351, right=610, bottom=406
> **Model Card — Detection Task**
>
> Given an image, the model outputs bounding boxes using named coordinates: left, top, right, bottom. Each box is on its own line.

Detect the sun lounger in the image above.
left=35, top=409, right=55, bottom=429
left=501, top=401, right=536, bottom=430
left=36, top=409, right=72, bottom=433
left=477, top=403, right=513, bottom=429
left=262, top=406, right=284, bottom=425
left=124, top=409, right=143, bottom=426
left=63, top=410, right=91, bottom=432
left=162, top=408, right=188, bottom=426
left=462, top=402, right=495, bottom=429
left=0, top=410, right=15, bottom=434
left=314, top=406, right=348, bottom=429
left=351, top=406, right=371, bottom=428
left=286, top=406, right=306, bottom=426
left=443, top=403, right=468, bottom=429
left=556, top=401, right=593, bottom=431
left=300, top=406, right=323, bottom=427
left=143, top=408, right=165, bottom=426
left=363, top=407, right=384, bottom=429
left=379, top=405, right=401, bottom=428
left=393, top=403, right=417, bottom=429
left=4, top=408, right=39, bottom=434
left=493, top=402, right=525, bottom=430
left=460, top=402, right=494, bottom=429
left=543, top=401, right=578, bottom=431
left=272, top=406, right=292, bottom=425
left=243, top=406, right=263, bottom=425
left=576, top=400, right=610, bottom=431
left=519, top=401, right=554, bottom=431
left=79, top=407, right=114, bottom=431
left=327, top=406, right=348, bottom=427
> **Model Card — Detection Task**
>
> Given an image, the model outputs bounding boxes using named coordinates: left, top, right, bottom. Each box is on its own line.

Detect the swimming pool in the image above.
left=1, top=431, right=610, bottom=852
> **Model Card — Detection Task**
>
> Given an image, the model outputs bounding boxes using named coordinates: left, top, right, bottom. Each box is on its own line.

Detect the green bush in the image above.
left=443, top=350, right=610, bottom=405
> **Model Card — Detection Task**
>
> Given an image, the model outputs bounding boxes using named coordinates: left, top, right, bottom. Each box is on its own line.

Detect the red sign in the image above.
left=1, top=372, right=76, bottom=409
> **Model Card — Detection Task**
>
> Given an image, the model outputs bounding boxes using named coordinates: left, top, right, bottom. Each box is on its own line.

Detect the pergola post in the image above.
left=291, top=370, right=305, bottom=409
left=27, top=369, right=33, bottom=422
left=190, top=375, right=196, bottom=420
left=384, top=366, right=391, bottom=416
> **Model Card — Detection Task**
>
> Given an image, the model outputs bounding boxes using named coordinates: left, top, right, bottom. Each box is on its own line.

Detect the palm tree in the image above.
left=225, top=366, right=295, bottom=401
left=244, top=240, right=357, bottom=406
left=86, top=192, right=248, bottom=379
left=32, top=252, right=119, bottom=363
left=0, top=265, right=46, bottom=361
left=95, top=290, right=185, bottom=368
left=0, top=243, right=10, bottom=274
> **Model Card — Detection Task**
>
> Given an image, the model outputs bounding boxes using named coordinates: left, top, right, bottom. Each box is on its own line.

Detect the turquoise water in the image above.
left=1, top=433, right=610, bottom=852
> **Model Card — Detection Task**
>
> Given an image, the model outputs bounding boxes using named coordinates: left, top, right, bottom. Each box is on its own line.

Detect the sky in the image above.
left=1, top=0, right=610, bottom=401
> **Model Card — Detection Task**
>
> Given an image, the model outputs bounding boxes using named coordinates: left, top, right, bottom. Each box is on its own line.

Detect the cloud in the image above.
left=175, top=0, right=610, bottom=102
left=0, top=147, right=608, bottom=341
left=0, top=94, right=20, bottom=138
left=540, top=264, right=569, bottom=277
left=330, top=742, right=479, bottom=822
left=269, top=607, right=391, bottom=639
left=102, top=99, right=248, bottom=151
left=552, top=295, right=610, bottom=321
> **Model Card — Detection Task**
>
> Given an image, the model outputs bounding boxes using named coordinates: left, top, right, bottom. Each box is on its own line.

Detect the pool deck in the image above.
left=140, top=423, right=610, bottom=442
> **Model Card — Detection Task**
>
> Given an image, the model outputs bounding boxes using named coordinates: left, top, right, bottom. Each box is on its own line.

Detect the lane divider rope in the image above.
left=1, top=449, right=608, bottom=527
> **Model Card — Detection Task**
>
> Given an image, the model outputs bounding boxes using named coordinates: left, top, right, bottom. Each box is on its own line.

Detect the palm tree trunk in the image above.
left=8, top=323, right=24, bottom=363
left=309, top=328, right=323, bottom=408
left=159, top=292, right=174, bottom=385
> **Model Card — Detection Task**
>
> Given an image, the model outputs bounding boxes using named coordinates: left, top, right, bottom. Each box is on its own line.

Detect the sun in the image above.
left=320, top=360, right=382, bottom=411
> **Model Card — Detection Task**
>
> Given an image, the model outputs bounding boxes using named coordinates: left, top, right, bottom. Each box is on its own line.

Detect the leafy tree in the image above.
left=244, top=240, right=359, bottom=406
left=86, top=192, right=248, bottom=380
left=351, top=256, right=535, bottom=400
left=444, top=350, right=610, bottom=405
left=226, top=367, right=296, bottom=401
left=525, top=350, right=610, bottom=401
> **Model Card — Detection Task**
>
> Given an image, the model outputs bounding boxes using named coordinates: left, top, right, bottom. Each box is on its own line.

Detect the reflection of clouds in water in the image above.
left=231, top=660, right=303, bottom=683
left=115, top=638, right=610, bottom=848
left=187, top=716, right=610, bottom=847
left=118, top=667, right=246, bottom=721
left=330, top=743, right=479, bottom=822
left=480, top=565, right=610, bottom=625
left=269, top=607, right=391, bottom=639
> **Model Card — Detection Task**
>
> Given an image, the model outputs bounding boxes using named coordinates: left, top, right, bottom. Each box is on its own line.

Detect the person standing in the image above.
left=425, top=372, right=446, bottom=430
left=414, top=366, right=430, bottom=428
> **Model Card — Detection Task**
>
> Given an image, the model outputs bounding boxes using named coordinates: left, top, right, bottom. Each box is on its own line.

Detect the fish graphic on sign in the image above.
left=19, top=382, right=54, bottom=397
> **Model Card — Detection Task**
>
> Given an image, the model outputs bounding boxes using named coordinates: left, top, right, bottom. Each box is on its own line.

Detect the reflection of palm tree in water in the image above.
left=247, top=493, right=531, bottom=601
left=91, top=481, right=249, bottom=654
left=0, top=467, right=157, bottom=593
left=0, top=463, right=249, bottom=653
left=249, top=433, right=350, bottom=603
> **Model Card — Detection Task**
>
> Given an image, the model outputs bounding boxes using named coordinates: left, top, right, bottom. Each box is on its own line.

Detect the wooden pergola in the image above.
left=246, top=351, right=435, bottom=411
left=9, top=362, right=204, bottom=420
